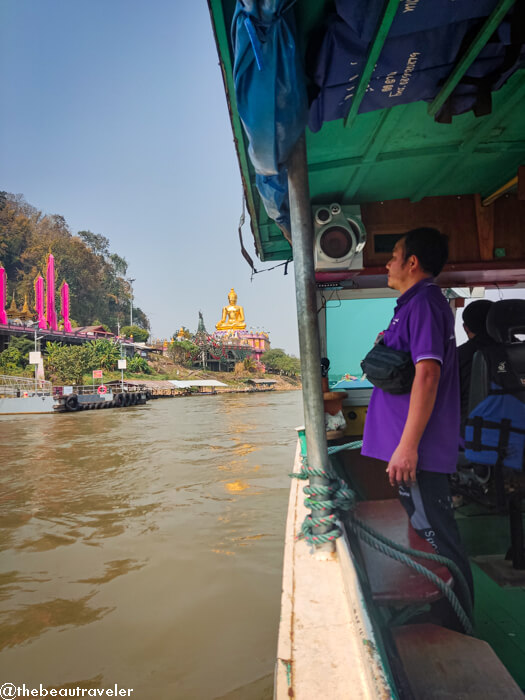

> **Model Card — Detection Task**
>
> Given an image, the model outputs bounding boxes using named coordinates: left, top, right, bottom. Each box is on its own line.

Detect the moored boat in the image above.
left=0, top=375, right=57, bottom=414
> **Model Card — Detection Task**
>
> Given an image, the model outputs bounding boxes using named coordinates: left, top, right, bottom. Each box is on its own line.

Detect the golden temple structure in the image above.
left=19, top=295, right=33, bottom=322
left=215, top=288, right=246, bottom=331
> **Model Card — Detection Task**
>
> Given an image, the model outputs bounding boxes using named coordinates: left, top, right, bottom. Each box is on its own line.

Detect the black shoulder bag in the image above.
left=361, top=338, right=415, bottom=395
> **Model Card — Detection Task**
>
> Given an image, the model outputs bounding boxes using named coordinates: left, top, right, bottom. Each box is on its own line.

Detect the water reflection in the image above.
left=0, top=391, right=302, bottom=699
left=0, top=595, right=114, bottom=651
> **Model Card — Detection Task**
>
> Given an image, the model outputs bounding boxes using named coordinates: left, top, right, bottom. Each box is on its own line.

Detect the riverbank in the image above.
left=95, top=354, right=302, bottom=393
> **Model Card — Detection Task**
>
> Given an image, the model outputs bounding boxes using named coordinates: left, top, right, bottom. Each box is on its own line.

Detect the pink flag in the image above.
left=60, top=281, right=72, bottom=332
left=35, top=275, right=47, bottom=329
left=0, top=267, right=7, bottom=325
left=46, top=254, right=58, bottom=331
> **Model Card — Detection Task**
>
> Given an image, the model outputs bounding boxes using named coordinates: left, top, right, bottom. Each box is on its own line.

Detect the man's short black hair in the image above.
left=401, top=227, right=449, bottom=277
left=463, top=299, right=493, bottom=336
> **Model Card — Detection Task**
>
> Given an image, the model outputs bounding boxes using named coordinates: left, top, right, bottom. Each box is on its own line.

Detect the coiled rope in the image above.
left=291, top=441, right=474, bottom=634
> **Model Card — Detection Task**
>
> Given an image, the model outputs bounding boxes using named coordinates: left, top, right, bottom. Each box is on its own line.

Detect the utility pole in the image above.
left=127, top=278, right=135, bottom=327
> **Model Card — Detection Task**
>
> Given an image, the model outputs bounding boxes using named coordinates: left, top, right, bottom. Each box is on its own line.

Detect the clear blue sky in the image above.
left=0, top=1, right=300, bottom=354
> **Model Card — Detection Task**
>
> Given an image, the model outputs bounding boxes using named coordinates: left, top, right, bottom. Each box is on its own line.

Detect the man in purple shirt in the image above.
left=362, top=227, right=473, bottom=620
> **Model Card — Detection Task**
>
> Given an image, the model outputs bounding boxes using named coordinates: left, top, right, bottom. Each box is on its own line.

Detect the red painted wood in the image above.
left=354, top=499, right=452, bottom=605
left=316, top=261, right=525, bottom=288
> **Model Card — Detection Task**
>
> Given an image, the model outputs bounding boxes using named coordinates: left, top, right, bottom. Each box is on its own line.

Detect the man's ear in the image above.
left=408, top=254, right=419, bottom=270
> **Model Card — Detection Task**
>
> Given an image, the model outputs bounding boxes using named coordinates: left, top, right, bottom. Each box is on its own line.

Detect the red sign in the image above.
left=92, top=369, right=103, bottom=379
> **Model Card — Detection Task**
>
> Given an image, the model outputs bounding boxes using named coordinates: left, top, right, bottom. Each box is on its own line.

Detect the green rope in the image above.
left=291, top=454, right=354, bottom=543
left=328, top=439, right=363, bottom=455
left=291, top=442, right=474, bottom=634
left=352, top=514, right=474, bottom=623
left=347, top=516, right=473, bottom=635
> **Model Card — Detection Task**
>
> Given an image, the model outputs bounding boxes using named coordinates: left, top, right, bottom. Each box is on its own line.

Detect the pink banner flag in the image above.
left=60, top=281, right=72, bottom=332
left=35, top=275, right=47, bottom=329
left=46, top=253, right=58, bottom=331
left=0, top=266, right=7, bottom=325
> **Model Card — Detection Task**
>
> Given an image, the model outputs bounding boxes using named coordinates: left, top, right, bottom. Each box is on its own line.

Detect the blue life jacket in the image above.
left=465, top=345, right=525, bottom=471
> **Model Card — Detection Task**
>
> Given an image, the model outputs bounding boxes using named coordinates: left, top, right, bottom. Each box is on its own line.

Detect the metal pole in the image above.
left=34, top=327, right=37, bottom=394
left=287, top=134, right=333, bottom=553
left=127, top=278, right=135, bottom=327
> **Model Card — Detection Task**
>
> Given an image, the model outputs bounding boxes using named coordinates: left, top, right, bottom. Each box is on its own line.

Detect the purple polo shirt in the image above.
left=362, top=278, right=460, bottom=473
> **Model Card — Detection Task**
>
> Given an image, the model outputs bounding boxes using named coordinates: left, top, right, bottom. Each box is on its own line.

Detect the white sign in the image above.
left=118, top=359, right=127, bottom=370
left=29, top=351, right=42, bottom=364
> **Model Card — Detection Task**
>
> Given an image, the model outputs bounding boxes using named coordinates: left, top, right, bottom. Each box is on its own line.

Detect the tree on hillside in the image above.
left=78, top=231, right=110, bottom=257
left=0, top=193, right=149, bottom=333
left=121, top=325, right=149, bottom=342
left=131, top=307, right=150, bottom=330
left=261, top=348, right=301, bottom=376
left=168, top=339, right=200, bottom=366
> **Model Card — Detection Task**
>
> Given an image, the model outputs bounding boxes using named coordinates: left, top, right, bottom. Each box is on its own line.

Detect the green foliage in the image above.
left=8, top=336, right=34, bottom=365
left=85, top=339, right=120, bottom=371
left=261, top=348, right=301, bottom=377
left=44, top=342, right=90, bottom=384
left=0, top=346, right=23, bottom=370
left=44, top=338, right=124, bottom=383
left=0, top=193, right=148, bottom=332
left=0, top=336, right=35, bottom=371
left=167, top=339, right=200, bottom=367
left=127, top=356, right=151, bottom=374
left=131, top=307, right=150, bottom=331
left=121, top=325, right=149, bottom=342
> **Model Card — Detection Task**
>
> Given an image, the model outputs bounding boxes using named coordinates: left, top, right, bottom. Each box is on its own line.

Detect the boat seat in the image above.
left=461, top=299, right=525, bottom=568
left=393, top=623, right=523, bottom=699
left=352, top=499, right=452, bottom=606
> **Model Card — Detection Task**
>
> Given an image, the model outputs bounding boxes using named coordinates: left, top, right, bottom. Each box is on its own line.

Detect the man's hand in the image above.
left=386, top=359, right=440, bottom=488
left=387, top=444, right=418, bottom=487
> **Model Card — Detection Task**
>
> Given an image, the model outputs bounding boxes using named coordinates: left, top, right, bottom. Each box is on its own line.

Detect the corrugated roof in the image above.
left=169, top=380, right=228, bottom=388
left=105, top=379, right=175, bottom=389
left=246, top=379, right=277, bottom=385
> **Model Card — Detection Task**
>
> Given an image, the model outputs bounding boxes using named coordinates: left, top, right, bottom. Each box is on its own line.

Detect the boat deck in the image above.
left=457, top=509, right=525, bottom=690
left=336, top=447, right=525, bottom=692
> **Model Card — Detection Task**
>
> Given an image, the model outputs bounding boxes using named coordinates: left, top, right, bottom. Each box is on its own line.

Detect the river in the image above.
left=0, top=391, right=303, bottom=699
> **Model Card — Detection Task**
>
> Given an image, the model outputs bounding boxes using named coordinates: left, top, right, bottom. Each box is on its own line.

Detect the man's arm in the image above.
left=387, top=358, right=441, bottom=487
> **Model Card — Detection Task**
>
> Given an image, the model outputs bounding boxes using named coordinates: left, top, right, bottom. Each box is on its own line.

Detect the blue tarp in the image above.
left=231, top=0, right=524, bottom=238
left=232, top=0, right=308, bottom=241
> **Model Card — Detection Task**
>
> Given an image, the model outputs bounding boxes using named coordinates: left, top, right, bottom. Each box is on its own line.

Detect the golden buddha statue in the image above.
left=216, top=288, right=246, bottom=330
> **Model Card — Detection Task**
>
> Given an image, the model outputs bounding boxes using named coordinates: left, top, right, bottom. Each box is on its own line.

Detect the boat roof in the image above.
left=207, top=1, right=525, bottom=263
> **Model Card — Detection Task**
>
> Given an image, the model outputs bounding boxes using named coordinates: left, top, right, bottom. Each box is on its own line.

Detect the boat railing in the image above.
left=53, top=384, right=118, bottom=396
left=0, top=374, right=53, bottom=398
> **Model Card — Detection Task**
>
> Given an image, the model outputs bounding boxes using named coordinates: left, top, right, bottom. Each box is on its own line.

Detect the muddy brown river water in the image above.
left=0, top=391, right=303, bottom=699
